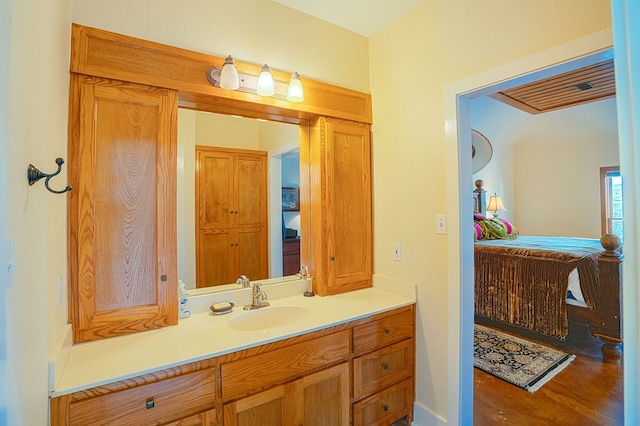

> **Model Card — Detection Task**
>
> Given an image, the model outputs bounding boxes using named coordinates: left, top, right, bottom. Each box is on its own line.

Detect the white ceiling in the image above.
left=272, top=0, right=429, bottom=37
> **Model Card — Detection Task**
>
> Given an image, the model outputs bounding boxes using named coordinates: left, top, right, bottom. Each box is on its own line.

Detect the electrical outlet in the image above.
left=393, top=243, right=402, bottom=261
left=436, top=215, right=447, bottom=234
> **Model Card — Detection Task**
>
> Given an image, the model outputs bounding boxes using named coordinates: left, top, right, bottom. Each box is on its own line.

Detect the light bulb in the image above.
left=256, top=64, right=275, bottom=97
left=219, top=55, right=240, bottom=90
left=286, top=72, right=304, bottom=102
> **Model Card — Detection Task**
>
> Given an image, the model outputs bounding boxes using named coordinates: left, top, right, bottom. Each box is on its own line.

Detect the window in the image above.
left=600, top=166, right=623, bottom=242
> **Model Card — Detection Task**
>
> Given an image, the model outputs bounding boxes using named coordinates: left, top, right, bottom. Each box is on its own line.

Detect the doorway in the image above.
left=443, top=30, right=620, bottom=424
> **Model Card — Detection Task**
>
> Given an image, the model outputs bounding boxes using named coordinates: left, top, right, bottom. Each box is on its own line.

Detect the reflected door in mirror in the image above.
left=196, top=146, right=268, bottom=287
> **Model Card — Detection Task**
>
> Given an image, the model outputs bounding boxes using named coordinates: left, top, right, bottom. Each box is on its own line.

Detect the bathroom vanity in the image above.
left=54, top=24, right=405, bottom=425
left=50, top=287, right=415, bottom=425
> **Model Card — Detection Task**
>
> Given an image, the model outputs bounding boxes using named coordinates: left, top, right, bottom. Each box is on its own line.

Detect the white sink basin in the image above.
left=228, top=306, right=310, bottom=331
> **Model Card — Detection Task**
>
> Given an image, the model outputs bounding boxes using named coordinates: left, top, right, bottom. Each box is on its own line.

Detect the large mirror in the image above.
left=177, top=108, right=307, bottom=293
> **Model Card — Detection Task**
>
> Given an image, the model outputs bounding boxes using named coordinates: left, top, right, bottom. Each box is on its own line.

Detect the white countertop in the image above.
left=51, top=285, right=415, bottom=397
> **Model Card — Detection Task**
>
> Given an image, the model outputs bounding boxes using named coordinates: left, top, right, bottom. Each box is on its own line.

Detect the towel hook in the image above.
left=27, top=158, right=72, bottom=194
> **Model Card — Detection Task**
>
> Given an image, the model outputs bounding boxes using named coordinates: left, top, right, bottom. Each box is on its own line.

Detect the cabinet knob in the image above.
left=383, top=363, right=389, bottom=370
left=383, top=404, right=389, bottom=412
left=160, top=275, right=167, bottom=282
left=384, top=328, right=390, bottom=335
left=146, top=397, right=155, bottom=409
left=330, top=256, right=335, bottom=261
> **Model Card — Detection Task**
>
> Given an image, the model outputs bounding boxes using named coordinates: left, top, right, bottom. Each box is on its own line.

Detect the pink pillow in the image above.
left=474, top=223, right=483, bottom=241
left=498, top=218, right=513, bottom=234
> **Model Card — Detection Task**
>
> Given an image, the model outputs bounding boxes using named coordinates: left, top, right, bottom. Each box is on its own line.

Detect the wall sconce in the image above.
left=219, top=55, right=240, bottom=90
left=487, top=193, right=506, bottom=217
left=206, top=57, right=304, bottom=102
left=287, top=72, right=304, bottom=102
left=27, top=157, right=72, bottom=194
left=256, top=64, right=275, bottom=97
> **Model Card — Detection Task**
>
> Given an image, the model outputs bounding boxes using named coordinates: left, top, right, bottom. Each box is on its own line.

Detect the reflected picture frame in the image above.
left=282, top=187, right=300, bottom=211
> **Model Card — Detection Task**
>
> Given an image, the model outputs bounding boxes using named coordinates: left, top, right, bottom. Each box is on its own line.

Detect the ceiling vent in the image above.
left=489, top=59, right=615, bottom=114
left=575, top=82, right=594, bottom=91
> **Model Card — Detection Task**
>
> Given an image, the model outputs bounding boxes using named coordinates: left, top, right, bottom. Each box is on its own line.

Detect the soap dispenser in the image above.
left=178, top=280, right=191, bottom=318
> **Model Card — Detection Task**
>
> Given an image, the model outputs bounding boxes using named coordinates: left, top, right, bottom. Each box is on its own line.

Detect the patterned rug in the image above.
left=474, top=324, right=576, bottom=393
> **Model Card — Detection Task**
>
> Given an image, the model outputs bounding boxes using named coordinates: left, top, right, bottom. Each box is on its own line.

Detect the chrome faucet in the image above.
left=236, top=275, right=250, bottom=288
left=244, top=283, right=269, bottom=310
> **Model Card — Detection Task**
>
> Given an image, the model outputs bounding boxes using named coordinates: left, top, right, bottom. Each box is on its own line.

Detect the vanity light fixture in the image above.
left=256, top=64, right=275, bottom=97
left=286, top=72, right=304, bottom=102
left=219, top=55, right=240, bottom=90
left=206, top=58, right=304, bottom=102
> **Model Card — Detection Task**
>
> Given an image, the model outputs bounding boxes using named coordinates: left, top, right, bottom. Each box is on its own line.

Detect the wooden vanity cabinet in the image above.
left=195, top=146, right=268, bottom=287
left=67, top=74, right=178, bottom=343
left=351, top=306, right=415, bottom=425
left=51, top=305, right=414, bottom=426
left=307, top=117, right=373, bottom=296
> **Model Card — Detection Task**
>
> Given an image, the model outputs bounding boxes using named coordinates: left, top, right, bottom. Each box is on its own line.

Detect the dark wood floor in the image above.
left=474, top=318, right=623, bottom=425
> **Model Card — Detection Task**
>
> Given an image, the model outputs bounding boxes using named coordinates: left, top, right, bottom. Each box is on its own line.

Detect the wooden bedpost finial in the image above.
left=600, top=233, right=622, bottom=256
left=475, top=179, right=484, bottom=191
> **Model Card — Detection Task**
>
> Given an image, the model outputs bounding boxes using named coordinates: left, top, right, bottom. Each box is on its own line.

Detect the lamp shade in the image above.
left=487, top=193, right=506, bottom=216
left=256, top=64, right=275, bottom=97
left=286, top=72, right=304, bottom=102
left=219, top=55, right=240, bottom=90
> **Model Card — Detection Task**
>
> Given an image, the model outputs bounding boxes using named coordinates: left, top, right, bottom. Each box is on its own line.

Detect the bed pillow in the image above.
left=498, top=218, right=515, bottom=235
left=474, top=222, right=483, bottom=241
left=475, top=217, right=518, bottom=240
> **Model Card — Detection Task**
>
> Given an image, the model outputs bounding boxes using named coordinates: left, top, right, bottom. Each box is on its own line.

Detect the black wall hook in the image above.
left=27, top=158, right=72, bottom=194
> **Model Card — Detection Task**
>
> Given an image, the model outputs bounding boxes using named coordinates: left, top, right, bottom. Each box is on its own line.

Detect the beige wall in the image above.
left=472, top=96, right=619, bottom=238
left=369, top=0, right=611, bottom=420
left=514, top=132, right=619, bottom=238
left=71, top=0, right=369, bottom=93
left=7, top=0, right=72, bottom=423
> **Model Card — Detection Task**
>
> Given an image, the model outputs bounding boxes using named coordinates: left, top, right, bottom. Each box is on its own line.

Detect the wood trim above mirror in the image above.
left=70, top=24, right=372, bottom=124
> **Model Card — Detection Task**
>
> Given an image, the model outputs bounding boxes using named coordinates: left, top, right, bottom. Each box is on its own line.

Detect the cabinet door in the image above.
left=198, top=150, right=234, bottom=229
left=195, top=147, right=267, bottom=287
left=69, top=75, right=178, bottom=343
left=294, top=363, right=350, bottom=426
left=309, top=117, right=373, bottom=296
left=223, top=385, right=288, bottom=426
left=223, top=363, right=349, bottom=426
left=237, top=227, right=268, bottom=280
left=198, top=229, right=235, bottom=286
left=236, top=153, right=267, bottom=227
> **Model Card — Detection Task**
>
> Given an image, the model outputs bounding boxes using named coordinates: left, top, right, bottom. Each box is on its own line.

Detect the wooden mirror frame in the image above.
left=67, top=24, right=373, bottom=325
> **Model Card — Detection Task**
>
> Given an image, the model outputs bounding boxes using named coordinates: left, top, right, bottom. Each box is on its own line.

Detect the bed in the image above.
left=472, top=180, right=623, bottom=362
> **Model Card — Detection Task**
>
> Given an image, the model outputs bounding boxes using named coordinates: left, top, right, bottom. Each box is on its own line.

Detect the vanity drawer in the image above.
left=353, top=378, right=413, bottom=426
left=353, top=339, right=414, bottom=400
left=352, top=308, right=414, bottom=356
left=67, top=369, right=216, bottom=426
left=221, top=330, right=350, bottom=402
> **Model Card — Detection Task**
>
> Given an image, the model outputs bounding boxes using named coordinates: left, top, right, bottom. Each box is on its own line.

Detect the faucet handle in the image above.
left=236, top=275, right=250, bottom=287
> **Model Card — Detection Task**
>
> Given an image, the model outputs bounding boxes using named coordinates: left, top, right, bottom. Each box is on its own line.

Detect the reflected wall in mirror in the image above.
left=177, top=109, right=304, bottom=291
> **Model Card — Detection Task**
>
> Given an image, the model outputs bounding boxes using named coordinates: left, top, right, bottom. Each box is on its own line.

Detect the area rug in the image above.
left=474, top=324, right=576, bottom=393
